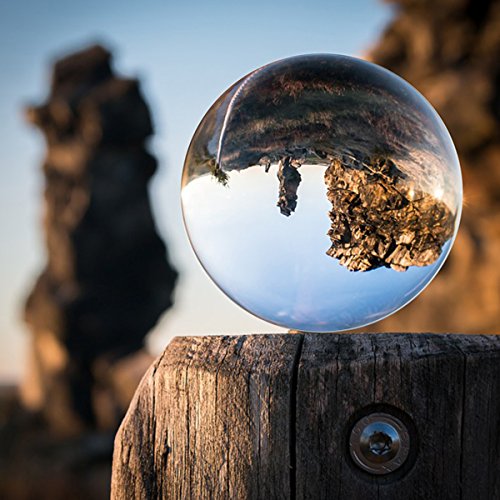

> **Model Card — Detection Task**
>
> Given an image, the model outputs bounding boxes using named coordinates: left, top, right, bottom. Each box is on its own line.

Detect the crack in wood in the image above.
left=289, top=334, right=304, bottom=500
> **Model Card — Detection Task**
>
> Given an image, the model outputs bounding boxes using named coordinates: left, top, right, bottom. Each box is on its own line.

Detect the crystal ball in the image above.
left=181, top=54, right=462, bottom=332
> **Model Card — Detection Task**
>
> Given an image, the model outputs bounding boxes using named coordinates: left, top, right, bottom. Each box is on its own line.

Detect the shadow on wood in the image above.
left=111, top=334, right=500, bottom=499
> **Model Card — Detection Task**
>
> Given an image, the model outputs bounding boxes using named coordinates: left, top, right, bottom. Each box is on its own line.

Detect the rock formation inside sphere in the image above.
left=324, top=155, right=454, bottom=272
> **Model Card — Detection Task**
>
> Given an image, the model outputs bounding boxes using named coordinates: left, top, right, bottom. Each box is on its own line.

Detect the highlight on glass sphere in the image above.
left=181, top=54, right=462, bottom=332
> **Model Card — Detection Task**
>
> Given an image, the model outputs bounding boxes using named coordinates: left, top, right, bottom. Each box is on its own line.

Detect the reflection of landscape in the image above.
left=275, top=153, right=454, bottom=272
left=182, top=165, right=452, bottom=332
left=183, top=55, right=460, bottom=274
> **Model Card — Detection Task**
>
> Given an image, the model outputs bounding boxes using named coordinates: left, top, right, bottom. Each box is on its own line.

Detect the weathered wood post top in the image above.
left=112, top=333, right=500, bottom=499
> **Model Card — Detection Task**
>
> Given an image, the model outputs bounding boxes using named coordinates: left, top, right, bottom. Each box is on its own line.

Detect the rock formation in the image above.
left=22, top=44, right=178, bottom=433
left=277, top=156, right=302, bottom=216
left=1, top=43, right=178, bottom=499
left=367, top=0, right=500, bottom=332
left=325, top=155, right=454, bottom=272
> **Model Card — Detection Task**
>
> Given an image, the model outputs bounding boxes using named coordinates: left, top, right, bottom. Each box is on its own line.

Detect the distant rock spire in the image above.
left=23, top=44, right=178, bottom=433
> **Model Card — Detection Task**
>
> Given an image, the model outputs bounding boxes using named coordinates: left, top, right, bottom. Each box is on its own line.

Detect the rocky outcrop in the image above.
left=325, top=156, right=454, bottom=272
left=22, top=44, right=178, bottom=434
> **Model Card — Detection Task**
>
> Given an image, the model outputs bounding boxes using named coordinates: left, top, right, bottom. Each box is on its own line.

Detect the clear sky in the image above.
left=0, top=0, right=392, bottom=381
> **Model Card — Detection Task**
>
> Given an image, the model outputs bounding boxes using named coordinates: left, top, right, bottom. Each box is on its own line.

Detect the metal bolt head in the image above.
left=349, top=412, right=410, bottom=475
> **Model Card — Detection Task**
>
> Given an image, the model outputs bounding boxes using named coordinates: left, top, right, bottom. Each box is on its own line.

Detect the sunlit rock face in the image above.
left=324, top=156, right=454, bottom=272
left=182, top=54, right=462, bottom=332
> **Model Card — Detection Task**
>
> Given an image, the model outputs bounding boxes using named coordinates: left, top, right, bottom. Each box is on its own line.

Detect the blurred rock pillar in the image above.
left=22, top=45, right=177, bottom=434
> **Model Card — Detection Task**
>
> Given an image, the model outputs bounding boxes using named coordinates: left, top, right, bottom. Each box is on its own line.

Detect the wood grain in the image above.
left=112, top=334, right=500, bottom=499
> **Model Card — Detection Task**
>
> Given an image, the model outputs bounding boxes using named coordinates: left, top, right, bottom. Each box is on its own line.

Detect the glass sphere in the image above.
left=181, top=54, right=462, bottom=332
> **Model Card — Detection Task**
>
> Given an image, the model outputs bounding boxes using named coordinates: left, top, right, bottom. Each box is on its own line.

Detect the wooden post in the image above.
left=111, top=334, right=500, bottom=499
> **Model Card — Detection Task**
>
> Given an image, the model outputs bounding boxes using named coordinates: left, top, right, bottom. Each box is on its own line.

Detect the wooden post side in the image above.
left=112, top=334, right=302, bottom=499
left=112, top=334, right=500, bottom=499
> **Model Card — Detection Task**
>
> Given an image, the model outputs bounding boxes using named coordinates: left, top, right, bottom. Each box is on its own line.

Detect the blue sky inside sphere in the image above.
left=0, top=0, right=392, bottom=381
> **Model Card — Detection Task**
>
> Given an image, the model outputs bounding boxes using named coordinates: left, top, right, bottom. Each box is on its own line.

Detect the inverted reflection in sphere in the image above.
left=182, top=54, right=462, bottom=332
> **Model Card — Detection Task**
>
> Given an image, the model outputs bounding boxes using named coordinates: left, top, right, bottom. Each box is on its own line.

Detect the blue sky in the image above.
left=0, top=0, right=392, bottom=381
